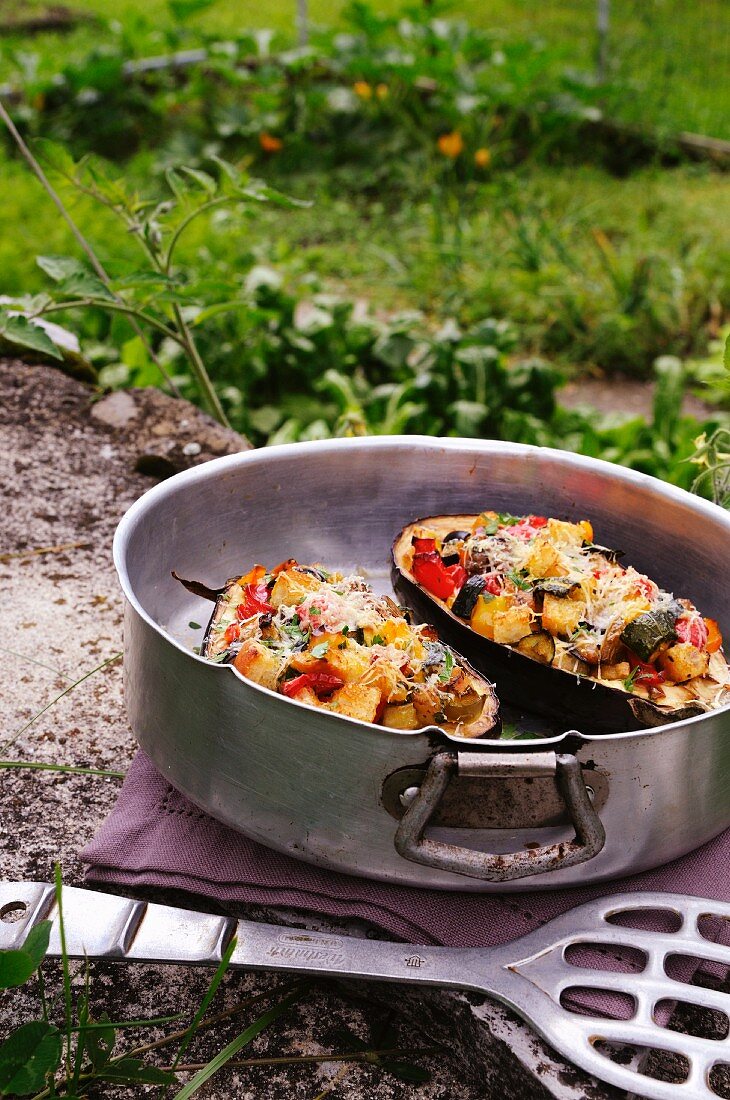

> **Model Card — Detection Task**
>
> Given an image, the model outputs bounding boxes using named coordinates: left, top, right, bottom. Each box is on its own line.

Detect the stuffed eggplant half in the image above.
left=392, top=513, right=730, bottom=733
left=174, top=560, right=500, bottom=738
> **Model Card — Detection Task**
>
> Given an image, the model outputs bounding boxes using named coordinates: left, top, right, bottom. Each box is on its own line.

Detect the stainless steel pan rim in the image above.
left=113, top=435, right=730, bottom=747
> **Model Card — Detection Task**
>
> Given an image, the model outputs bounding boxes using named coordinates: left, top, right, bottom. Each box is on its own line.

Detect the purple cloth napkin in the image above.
left=82, top=751, right=730, bottom=954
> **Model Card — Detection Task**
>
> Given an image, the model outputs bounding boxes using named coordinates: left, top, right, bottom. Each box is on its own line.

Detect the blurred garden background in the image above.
left=0, top=0, right=728, bottom=501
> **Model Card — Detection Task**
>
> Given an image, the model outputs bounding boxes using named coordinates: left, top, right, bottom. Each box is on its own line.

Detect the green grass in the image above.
left=1, top=0, right=729, bottom=138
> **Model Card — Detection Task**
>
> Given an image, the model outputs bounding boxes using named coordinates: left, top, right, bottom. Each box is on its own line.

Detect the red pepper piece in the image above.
left=529, top=515, right=548, bottom=527
left=412, top=551, right=457, bottom=600
left=634, top=576, right=659, bottom=601
left=412, top=537, right=437, bottom=554
left=483, top=571, right=503, bottom=595
left=676, top=615, right=708, bottom=650
left=282, top=672, right=344, bottom=699
left=237, top=582, right=274, bottom=619
left=446, top=564, right=467, bottom=591
left=628, top=656, right=666, bottom=689
left=224, top=623, right=240, bottom=646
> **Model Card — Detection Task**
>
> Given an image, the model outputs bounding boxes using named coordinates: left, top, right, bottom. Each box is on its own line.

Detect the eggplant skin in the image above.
left=392, top=517, right=704, bottom=735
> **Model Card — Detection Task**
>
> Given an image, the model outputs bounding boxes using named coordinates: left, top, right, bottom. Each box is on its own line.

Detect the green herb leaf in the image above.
left=0, top=1021, right=62, bottom=1095
left=438, top=650, right=454, bottom=682
left=311, top=641, right=329, bottom=658
left=370, top=634, right=385, bottom=646
left=188, top=621, right=201, bottom=630
left=622, top=667, right=640, bottom=692
left=507, top=568, right=532, bottom=591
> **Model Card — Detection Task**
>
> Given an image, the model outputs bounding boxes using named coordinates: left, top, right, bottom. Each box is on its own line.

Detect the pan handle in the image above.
left=393, top=750, right=605, bottom=882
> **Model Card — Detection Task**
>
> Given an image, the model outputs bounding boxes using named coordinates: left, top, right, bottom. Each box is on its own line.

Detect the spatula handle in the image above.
left=0, top=881, right=479, bottom=993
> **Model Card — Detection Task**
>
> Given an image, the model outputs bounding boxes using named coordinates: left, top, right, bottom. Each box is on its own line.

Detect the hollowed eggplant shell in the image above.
left=174, top=569, right=501, bottom=739
left=392, top=516, right=705, bottom=734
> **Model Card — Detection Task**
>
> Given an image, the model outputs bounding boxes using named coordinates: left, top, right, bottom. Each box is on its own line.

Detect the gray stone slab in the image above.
left=0, top=361, right=634, bottom=1098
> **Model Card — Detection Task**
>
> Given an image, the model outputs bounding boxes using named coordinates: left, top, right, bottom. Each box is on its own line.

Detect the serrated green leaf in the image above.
left=0, top=1021, right=62, bottom=1095
left=0, top=314, right=63, bottom=362
left=240, top=183, right=309, bottom=209
left=97, top=1057, right=176, bottom=1085
left=179, top=167, right=217, bottom=195
left=36, top=256, right=113, bottom=301
left=34, top=138, right=78, bottom=177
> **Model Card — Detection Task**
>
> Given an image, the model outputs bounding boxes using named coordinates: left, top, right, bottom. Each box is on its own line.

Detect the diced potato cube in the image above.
left=325, top=644, right=371, bottom=683
left=526, top=536, right=566, bottom=578
left=470, top=594, right=514, bottom=640
left=269, top=569, right=321, bottom=608
left=601, top=661, right=631, bottom=681
left=233, top=640, right=282, bottom=690
left=492, top=605, right=533, bottom=645
left=325, top=684, right=381, bottom=723
left=541, top=594, right=586, bottom=638
left=381, top=702, right=421, bottom=730
left=658, top=643, right=710, bottom=684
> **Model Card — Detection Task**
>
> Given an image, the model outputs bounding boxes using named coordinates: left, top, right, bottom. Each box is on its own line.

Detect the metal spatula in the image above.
left=1, top=882, right=728, bottom=1100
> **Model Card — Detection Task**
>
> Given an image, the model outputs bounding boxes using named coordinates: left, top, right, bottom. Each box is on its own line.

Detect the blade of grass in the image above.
left=0, top=541, right=91, bottom=563
left=171, top=987, right=305, bottom=1100
left=1, top=652, right=121, bottom=752
left=53, top=864, right=73, bottom=1078
left=124, top=985, right=294, bottom=1060
left=0, top=760, right=125, bottom=779
left=170, top=935, right=238, bottom=1072
left=169, top=1046, right=439, bottom=1071
left=0, top=647, right=70, bottom=681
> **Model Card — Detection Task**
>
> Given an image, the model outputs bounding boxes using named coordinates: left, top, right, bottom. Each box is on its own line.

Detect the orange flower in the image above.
left=437, top=131, right=464, bottom=158
left=375, top=83, right=389, bottom=100
left=474, top=147, right=491, bottom=169
left=353, top=81, right=373, bottom=99
left=259, top=132, right=283, bottom=153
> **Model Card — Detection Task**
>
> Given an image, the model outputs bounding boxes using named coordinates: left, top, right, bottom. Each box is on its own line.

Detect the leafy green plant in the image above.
left=0, top=139, right=303, bottom=427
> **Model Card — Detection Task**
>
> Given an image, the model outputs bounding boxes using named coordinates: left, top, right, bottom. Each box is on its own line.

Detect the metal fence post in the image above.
left=596, top=0, right=610, bottom=82
left=296, top=0, right=309, bottom=46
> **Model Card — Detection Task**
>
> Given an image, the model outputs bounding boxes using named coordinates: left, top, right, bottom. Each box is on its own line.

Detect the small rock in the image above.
left=91, top=391, right=139, bottom=428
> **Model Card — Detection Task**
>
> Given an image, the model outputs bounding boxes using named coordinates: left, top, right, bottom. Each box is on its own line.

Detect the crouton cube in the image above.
left=233, top=640, right=282, bottom=690
left=269, top=569, right=322, bottom=608
left=492, top=605, right=533, bottom=645
left=325, top=684, right=381, bottom=723
left=658, top=643, right=709, bottom=684
left=526, top=536, right=566, bottom=578
left=541, top=594, right=586, bottom=638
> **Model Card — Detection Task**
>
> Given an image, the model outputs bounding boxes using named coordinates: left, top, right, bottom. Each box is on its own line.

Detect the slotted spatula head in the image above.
left=483, top=892, right=730, bottom=1100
